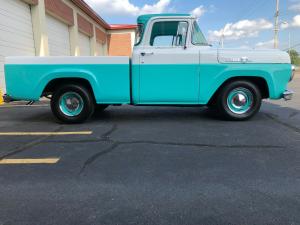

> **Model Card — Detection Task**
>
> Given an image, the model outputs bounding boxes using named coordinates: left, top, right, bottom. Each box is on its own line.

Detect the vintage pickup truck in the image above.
left=4, top=14, right=295, bottom=123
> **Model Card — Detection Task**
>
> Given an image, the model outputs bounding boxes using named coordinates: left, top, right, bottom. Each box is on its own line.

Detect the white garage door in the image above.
left=96, top=41, right=105, bottom=56
left=79, top=32, right=91, bottom=56
left=0, top=0, right=35, bottom=92
left=47, top=14, right=71, bottom=56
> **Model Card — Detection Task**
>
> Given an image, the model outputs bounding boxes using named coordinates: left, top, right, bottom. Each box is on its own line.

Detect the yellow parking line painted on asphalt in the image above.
left=0, top=104, right=49, bottom=108
left=0, top=158, right=60, bottom=164
left=0, top=131, right=92, bottom=136
left=0, top=89, right=3, bottom=105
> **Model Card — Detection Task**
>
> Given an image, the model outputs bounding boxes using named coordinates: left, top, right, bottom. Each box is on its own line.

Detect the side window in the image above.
left=150, top=21, right=188, bottom=47
left=153, top=36, right=174, bottom=46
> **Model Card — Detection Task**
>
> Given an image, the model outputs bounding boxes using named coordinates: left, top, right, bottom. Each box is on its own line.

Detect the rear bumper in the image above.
left=3, top=94, right=14, bottom=103
left=282, top=90, right=294, bottom=101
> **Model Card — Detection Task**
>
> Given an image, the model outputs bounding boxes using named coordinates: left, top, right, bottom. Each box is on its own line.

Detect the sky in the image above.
left=85, top=0, right=300, bottom=51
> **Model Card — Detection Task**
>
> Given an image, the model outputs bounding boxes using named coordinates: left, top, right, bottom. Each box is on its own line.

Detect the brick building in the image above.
left=0, top=0, right=137, bottom=92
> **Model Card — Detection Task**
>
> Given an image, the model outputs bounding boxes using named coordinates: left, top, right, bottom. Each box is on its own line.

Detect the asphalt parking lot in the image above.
left=0, top=72, right=300, bottom=225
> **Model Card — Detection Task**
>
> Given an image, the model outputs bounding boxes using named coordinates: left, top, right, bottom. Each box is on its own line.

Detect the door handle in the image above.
left=141, top=52, right=154, bottom=56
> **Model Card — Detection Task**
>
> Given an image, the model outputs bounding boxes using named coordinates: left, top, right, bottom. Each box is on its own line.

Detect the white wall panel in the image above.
left=47, top=14, right=71, bottom=56
left=0, top=0, right=35, bottom=92
left=95, top=41, right=105, bottom=56
left=79, top=32, right=91, bottom=56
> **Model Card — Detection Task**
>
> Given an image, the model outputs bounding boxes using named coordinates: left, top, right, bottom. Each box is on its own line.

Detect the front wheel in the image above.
left=51, top=84, right=95, bottom=123
left=216, top=80, right=262, bottom=121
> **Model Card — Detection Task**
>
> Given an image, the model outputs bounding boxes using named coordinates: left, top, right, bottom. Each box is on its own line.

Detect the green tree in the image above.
left=288, top=49, right=300, bottom=66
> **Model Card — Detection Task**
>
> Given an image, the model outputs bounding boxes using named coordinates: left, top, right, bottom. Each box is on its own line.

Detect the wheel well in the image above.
left=209, top=76, right=269, bottom=105
left=42, top=78, right=95, bottom=99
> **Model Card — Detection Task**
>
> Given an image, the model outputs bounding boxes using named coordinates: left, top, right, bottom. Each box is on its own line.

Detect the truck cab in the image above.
left=131, top=14, right=205, bottom=105
left=4, top=14, right=294, bottom=123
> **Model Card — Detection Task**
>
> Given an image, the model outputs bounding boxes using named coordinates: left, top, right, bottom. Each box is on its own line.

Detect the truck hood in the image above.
left=217, top=48, right=291, bottom=64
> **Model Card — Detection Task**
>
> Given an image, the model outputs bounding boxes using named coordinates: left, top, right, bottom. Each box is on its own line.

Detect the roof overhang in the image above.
left=71, top=0, right=110, bottom=29
left=71, top=0, right=137, bottom=31
left=109, top=25, right=138, bottom=30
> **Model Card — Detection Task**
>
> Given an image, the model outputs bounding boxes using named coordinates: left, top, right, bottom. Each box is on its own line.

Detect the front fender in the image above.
left=199, top=63, right=291, bottom=104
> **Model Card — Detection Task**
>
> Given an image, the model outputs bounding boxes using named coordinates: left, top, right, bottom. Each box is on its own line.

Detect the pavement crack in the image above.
left=79, top=142, right=119, bottom=175
left=118, top=140, right=284, bottom=149
left=264, top=113, right=300, bottom=134
left=289, top=111, right=299, bottom=118
left=75, top=137, right=284, bottom=175
left=101, top=124, right=118, bottom=141
left=0, top=126, right=64, bottom=160
left=43, top=139, right=283, bottom=149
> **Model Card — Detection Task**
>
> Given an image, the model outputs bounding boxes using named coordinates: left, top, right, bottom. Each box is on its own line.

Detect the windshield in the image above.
left=192, top=21, right=208, bottom=46
left=135, top=23, right=144, bottom=46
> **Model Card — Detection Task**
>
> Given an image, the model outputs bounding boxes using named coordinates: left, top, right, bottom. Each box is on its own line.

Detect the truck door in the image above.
left=138, top=19, right=200, bottom=104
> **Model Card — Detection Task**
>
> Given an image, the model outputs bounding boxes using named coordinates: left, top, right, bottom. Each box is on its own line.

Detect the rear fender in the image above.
left=36, top=69, right=99, bottom=99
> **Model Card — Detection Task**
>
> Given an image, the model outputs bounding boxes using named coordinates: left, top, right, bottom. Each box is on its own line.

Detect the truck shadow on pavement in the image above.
left=91, top=102, right=299, bottom=124
left=91, top=105, right=266, bottom=122
left=2, top=101, right=299, bottom=129
left=92, top=106, right=222, bottom=121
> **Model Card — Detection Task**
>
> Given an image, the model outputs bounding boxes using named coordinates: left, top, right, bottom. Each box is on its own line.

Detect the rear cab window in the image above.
left=135, top=23, right=144, bottom=46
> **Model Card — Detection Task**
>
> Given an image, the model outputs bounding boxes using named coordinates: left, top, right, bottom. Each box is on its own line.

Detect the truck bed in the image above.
left=4, top=56, right=131, bottom=104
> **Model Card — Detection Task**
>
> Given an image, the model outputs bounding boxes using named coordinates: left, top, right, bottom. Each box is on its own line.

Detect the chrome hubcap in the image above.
left=232, top=93, right=247, bottom=108
left=65, top=97, right=80, bottom=110
left=227, top=88, right=253, bottom=114
left=59, top=92, right=84, bottom=117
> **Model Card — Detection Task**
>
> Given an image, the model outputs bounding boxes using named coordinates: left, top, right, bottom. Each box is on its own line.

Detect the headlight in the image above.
left=290, top=65, right=296, bottom=82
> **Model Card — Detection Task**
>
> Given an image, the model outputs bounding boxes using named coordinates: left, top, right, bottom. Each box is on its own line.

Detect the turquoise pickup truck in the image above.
left=4, top=14, right=295, bottom=123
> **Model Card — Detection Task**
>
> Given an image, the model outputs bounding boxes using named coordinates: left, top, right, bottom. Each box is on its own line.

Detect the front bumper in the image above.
left=283, top=90, right=294, bottom=101
left=290, top=65, right=296, bottom=82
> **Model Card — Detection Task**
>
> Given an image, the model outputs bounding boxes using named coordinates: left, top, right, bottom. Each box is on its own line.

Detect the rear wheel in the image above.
left=216, top=80, right=262, bottom=121
left=51, top=84, right=95, bottom=123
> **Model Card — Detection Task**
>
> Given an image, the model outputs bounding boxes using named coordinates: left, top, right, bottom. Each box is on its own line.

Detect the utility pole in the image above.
left=221, top=33, right=224, bottom=48
left=220, top=29, right=224, bottom=48
left=288, top=31, right=291, bottom=55
left=274, top=0, right=280, bottom=48
left=281, top=21, right=290, bottom=53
